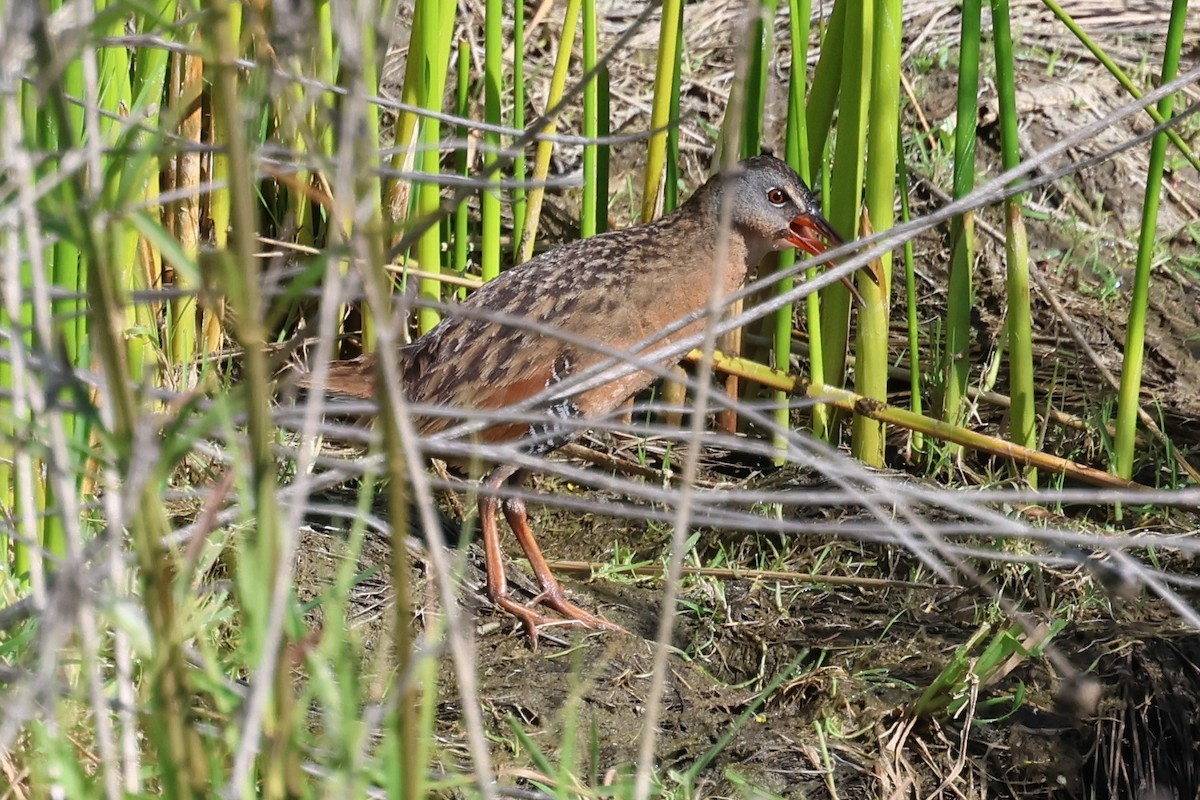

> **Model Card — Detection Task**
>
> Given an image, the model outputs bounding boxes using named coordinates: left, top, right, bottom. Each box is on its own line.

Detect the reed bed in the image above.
left=0, top=0, right=1198, bottom=796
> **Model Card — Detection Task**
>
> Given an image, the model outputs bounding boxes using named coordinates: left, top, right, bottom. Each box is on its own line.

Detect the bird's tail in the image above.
left=295, top=355, right=378, bottom=400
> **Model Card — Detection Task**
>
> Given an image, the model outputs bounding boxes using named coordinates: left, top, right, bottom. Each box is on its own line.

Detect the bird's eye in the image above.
left=767, top=187, right=787, bottom=206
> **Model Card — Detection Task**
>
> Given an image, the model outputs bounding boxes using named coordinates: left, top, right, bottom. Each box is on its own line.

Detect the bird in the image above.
left=300, top=154, right=863, bottom=644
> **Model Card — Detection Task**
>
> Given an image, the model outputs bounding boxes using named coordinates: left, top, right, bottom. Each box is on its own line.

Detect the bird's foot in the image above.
left=490, top=587, right=624, bottom=648
left=527, top=587, right=625, bottom=634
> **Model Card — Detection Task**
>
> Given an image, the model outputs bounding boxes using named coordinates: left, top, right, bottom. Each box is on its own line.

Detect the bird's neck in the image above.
left=651, top=191, right=753, bottom=296
left=673, top=185, right=759, bottom=272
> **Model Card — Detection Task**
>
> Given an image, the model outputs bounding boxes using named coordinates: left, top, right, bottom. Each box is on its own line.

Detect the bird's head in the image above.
left=715, top=154, right=843, bottom=262
left=698, top=154, right=877, bottom=302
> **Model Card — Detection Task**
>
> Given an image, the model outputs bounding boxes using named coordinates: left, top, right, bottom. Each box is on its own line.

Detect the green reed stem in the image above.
left=805, top=0, right=845, bottom=184
left=851, top=0, right=901, bottom=466
left=0, top=345, right=9, bottom=571
left=280, top=47, right=317, bottom=259
left=283, top=137, right=313, bottom=259
left=941, top=0, right=981, bottom=445
left=168, top=20, right=203, bottom=376
left=640, top=0, right=682, bottom=222
left=664, top=10, right=684, bottom=214
left=896, top=136, right=924, bottom=454
left=358, top=4, right=389, bottom=351
left=820, top=0, right=871, bottom=395
left=204, top=1, right=292, bottom=791
left=595, top=65, right=610, bottom=233
left=453, top=38, right=471, bottom=291
left=415, top=0, right=455, bottom=333
left=510, top=0, right=528, bottom=257
left=581, top=0, right=599, bottom=238
left=316, top=0, right=335, bottom=160
left=378, top=268, right=423, bottom=800
left=9, top=84, right=41, bottom=580
left=722, top=0, right=776, bottom=434
left=1114, top=0, right=1190, bottom=480
left=206, top=0, right=241, bottom=263
left=131, top=0, right=176, bottom=361
left=991, top=0, right=1037, bottom=485
left=743, top=0, right=777, bottom=157
left=782, top=0, right=820, bottom=450
left=518, top=0, right=580, bottom=262
left=36, top=0, right=88, bottom=563
left=482, top=0, right=503, bottom=281
left=99, top=0, right=153, bottom=383
left=310, top=0, right=339, bottom=349
left=390, top=6, right=422, bottom=212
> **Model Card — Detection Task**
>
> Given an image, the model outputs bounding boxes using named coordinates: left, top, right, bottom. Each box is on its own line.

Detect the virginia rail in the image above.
left=303, top=155, right=853, bottom=642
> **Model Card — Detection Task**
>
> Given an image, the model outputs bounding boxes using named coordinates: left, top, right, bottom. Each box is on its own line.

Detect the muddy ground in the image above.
left=297, top=2, right=1200, bottom=797
left=295, top=482, right=1200, bottom=798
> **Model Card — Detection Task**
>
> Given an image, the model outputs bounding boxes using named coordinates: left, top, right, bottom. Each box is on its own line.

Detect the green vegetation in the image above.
left=0, top=0, right=1197, bottom=797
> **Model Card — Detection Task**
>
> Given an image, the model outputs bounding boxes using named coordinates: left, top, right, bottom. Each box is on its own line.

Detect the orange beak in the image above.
left=787, top=213, right=843, bottom=257
left=786, top=213, right=878, bottom=306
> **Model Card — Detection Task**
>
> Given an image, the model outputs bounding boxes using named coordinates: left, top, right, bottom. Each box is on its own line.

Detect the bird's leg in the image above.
left=501, top=470, right=623, bottom=635
left=479, top=465, right=623, bottom=643
left=479, top=465, right=547, bottom=642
